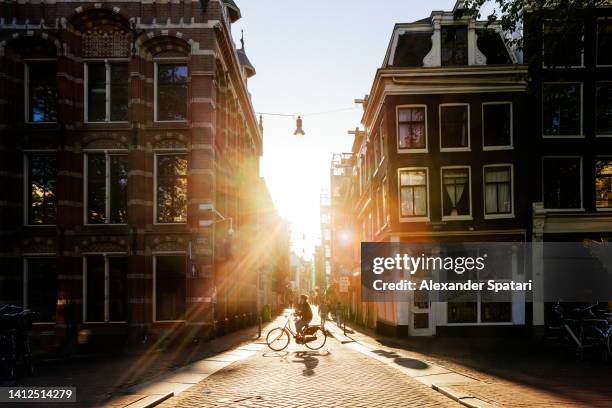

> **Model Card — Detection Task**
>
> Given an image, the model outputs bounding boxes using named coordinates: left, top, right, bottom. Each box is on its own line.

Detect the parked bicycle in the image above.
left=266, top=313, right=327, bottom=351
left=547, top=301, right=612, bottom=361
left=1, top=305, right=38, bottom=380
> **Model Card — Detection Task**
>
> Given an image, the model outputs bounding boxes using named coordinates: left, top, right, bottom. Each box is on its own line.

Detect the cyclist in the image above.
left=295, top=294, right=313, bottom=339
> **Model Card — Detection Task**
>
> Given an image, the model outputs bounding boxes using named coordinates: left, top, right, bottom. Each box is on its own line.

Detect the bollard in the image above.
left=258, top=315, right=262, bottom=339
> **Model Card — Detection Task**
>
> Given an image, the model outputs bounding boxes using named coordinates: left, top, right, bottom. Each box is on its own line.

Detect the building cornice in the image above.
left=361, top=65, right=528, bottom=130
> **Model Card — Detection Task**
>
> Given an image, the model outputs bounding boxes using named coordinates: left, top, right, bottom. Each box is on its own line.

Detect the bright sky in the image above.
left=231, top=1, right=456, bottom=259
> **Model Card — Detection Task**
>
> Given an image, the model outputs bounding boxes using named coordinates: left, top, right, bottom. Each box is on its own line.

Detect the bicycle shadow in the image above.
left=291, top=350, right=325, bottom=377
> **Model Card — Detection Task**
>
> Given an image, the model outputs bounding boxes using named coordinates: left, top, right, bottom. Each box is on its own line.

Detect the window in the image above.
left=397, top=106, right=426, bottom=151
left=543, top=157, right=582, bottom=209
left=597, top=19, right=612, bottom=66
left=26, top=153, right=57, bottom=225
left=482, top=102, right=512, bottom=149
left=375, top=186, right=383, bottom=231
left=378, top=120, right=386, bottom=163
left=542, top=83, right=582, bottom=137
left=26, top=63, right=57, bottom=123
left=25, top=258, right=57, bottom=322
left=596, top=83, right=612, bottom=136
left=484, top=165, right=513, bottom=217
left=155, top=153, right=188, bottom=223
left=84, top=256, right=127, bottom=322
left=440, top=104, right=470, bottom=150
left=85, top=152, right=128, bottom=224
left=596, top=158, right=612, bottom=209
left=441, top=26, right=468, bottom=66
left=155, top=64, right=188, bottom=121
left=0, top=259, right=22, bottom=307
left=154, top=255, right=186, bottom=321
left=441, top=167, right=471, bottom=220
left=399, top=168, right=428, bottom=220
left=381, top=179, right=387, bottom=226
left=85, top=62, right=128, bottom=122
left=543, top=21, right=583, bottom=67
left=373, top=134, right=381, bottom=167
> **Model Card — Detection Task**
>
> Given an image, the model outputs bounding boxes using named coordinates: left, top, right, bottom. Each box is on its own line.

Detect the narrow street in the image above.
left=155, top=314, right=458, bottom=408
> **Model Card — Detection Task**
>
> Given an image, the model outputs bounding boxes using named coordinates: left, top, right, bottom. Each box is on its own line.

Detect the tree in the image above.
left=463, top=0, right=608, bottom=52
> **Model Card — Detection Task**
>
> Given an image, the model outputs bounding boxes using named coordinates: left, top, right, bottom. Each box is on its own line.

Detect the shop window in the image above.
left=543, top=157, right=582, bottom=209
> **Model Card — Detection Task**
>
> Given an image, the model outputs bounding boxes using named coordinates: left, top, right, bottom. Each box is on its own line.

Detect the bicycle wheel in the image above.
left=22, top=339, right=34, bottom=376
left=607, top=330, right=612, bottom=361
left=304, top=327, right=326, bottom=350
left=266, top=328, right=290, bottom=351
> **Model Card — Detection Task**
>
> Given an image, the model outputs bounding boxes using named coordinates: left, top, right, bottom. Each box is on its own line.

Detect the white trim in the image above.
left=595, top=18, right=612, bottom=68
left=482, top=102, right=513, bottom=150
left=83, top=254, right=128, bottom=324
left=153, top=254, right=187, bottom=323
left=83, top=61, right=130, bottom=124
left=397, top=167, right=430, bottom=222
left=542, top=156, right=584, bottom=211
left=153, top=152, right=188, bottom=225
left=24, top=61, right=57, bottom=124
left=154, top=62, right=188, bottom=124
left=439, top=103, right=471, bottom=152
left=396, top=104, right=428, bottom=153
left=483, top=164, right=515, bottom=219
left=440, top=166, right=472, bottom=221
left=83, top=150, right=129, bottom=226
left=542, top=82, right=584, bottom=138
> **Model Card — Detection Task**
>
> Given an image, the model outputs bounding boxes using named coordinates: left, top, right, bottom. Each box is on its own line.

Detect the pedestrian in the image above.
left=319, top=299, right=328, bottom=326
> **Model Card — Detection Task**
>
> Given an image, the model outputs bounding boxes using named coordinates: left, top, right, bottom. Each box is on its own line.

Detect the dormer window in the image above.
left=441, top=26, right=468, bottom=66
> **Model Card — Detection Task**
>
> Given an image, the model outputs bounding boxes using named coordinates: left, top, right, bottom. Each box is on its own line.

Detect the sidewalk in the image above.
left=1, top=322, right=272, bottom=408
left=327, top=318, right=612, bottom=407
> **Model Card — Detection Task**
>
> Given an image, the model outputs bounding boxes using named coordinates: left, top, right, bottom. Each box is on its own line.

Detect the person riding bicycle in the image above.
left=295, top=294, right=313, bottom=339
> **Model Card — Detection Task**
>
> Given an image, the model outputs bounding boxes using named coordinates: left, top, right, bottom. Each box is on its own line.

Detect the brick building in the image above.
left=0, top=0, right=285, bottom=348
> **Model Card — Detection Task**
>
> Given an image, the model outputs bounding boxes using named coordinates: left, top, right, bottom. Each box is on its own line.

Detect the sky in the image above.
left=231, top=0, right=457, bottom=259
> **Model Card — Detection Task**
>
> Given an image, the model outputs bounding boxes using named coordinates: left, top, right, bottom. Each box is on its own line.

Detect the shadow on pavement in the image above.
left=292, top=351, right=322, bottom=376
left=372, top=348, right=430, bottom=370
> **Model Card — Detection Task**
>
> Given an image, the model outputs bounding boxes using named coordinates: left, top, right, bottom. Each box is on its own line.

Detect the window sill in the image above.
left=440, top=147, right=471, bottom=153
left=153, top=222, right=188, bottom=226
left=24, top=224, right=56, bottom=227
left=483, top=145, right=513, bottom=151
left=397, top=148, right=428, bottom=154
left=484, top=213, right=515, bottom=220
left=441, top=216, right=473, bottom=221
left=595, top=134, right=612, bottom=138
left=596, top=208, right=612, bottom=212
left=542, top=135, right=584, bottom=139
left=84, top=223, right=129, bottom=227
left=153, top=320, right=187, bottom=324
left=399, top=217, right=430, bottom=223
left=543, top=208, right=585, bottom=212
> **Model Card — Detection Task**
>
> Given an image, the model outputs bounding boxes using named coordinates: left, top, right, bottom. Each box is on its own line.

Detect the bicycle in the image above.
left=547, top=301, right=612, bottom=361
left=1, top=305, right=37, bottom=380
left=266, top=313, right=327, bottom=351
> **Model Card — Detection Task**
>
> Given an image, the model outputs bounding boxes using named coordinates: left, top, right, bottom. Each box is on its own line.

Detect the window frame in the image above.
left=153, top=61, right=189, bottom=123
left=83, top=149, right=129, bottom=226
left=595, top=81, right=612, bottom=138
left=23, top=256, right=57, bottom=324
left=541, top=156, right=584, bottom=212
left=83, top=59, right=129, bottom=124
left=440, top=165, right=473, bottom=221
left=595, top=156, right=612, bottom=212
left=439, top=103, right=471, bottom=152
left=596, top=18, right=612, bottom=68
left=482, top=102, right=513, bottom=150
left=82, top=253, right=128, bottom=324
left=541, top=20, right=585, bottom=69
left=378, top=120, right=386, bottom=166
left=483, top=164, right=515, bottom=220
left=24, top=60, right=57, bottom=124
left=397, top=167, right=430, bottom=223
left=153, top=252, right=187, bottom=323
left=153, top=150, right=189, bottom=225
left=396, top=104, right=428, bottom=154
left=23, top=150, right=57, bottom=226
left=542, top=82, right=584, bottom=138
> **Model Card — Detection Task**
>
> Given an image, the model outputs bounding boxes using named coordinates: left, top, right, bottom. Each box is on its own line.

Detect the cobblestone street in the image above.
left=157, top=328, right=458, bottom=408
